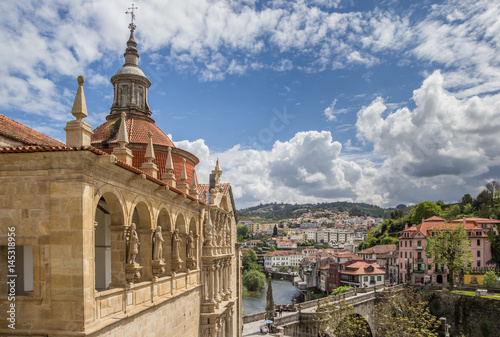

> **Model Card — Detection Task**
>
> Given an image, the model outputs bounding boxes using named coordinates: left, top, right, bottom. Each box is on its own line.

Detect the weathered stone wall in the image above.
left=426, top=291, right=500, bottom=337
left=90, top=288, right=201, bottom=337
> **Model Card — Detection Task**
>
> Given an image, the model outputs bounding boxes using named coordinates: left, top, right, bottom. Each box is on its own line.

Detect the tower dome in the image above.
left=91, top=25, right=199, bottom=183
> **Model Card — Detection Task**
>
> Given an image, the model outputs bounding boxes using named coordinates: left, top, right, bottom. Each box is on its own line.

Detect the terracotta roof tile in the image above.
left=0, top=114, right=65, bottom=147
left=341, top=261, right=385, bottom=275
left=0, top=145, right=206, bottom=205
left=359, top=244, right=397, bottom=255
left=91, top=117, right=174, bottom=147
left=197, top=183, right=231, bottom=195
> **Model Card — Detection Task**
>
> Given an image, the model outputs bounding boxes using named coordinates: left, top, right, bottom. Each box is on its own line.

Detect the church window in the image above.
left=120, top=86, right=128, bottom=107
left=138, top=87, right=144, bottom=108
left=0, top=245, right=33, bottom=296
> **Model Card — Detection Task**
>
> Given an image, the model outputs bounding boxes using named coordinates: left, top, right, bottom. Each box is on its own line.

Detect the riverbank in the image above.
left=243, top=279, right=301, bottom=315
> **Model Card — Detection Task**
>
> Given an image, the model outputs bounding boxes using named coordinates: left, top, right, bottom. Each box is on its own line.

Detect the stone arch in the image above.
left=335, top=313, right=373, bottom=337
left=156, top=207, right=172, bottom=274
left=93, top=186, right=126, bottom=226
left=130, top=198, right=153, bottom=280
left=93, top=190, right=126, bottom=291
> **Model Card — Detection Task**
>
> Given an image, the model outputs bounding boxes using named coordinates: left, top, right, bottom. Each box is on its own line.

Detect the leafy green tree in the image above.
left=316, top=298, right=371, bottom=337
left=242, top=270, right=265, bottom=291
left=373, top=287, right=440, bottom=337
left=442, top=204, right=461, bottom=220
left=425, top=224, right=472, bottom=289
left=483, top=270, right=498, bottom=291
left=410, top=201, right=441, bottom=224
left=241, top=248, right=258, bottom=270
left=330, top=286, right=352, bottom=296
left=269, top=246, right=276, bottom=252
left=460, top=193, right=473, bottom=211
left=237, top=224, right=249, bottom=241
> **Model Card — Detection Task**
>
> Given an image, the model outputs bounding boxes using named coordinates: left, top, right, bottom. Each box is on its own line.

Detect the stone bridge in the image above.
left=243, top=284, right=403, bottom=337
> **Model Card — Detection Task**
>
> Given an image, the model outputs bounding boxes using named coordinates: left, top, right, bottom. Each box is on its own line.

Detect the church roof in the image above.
left=0, top=113, right=65, bottom=147
left=197, top=183, right=231, bottom=195
left=91, top=117, right=175, bottom=147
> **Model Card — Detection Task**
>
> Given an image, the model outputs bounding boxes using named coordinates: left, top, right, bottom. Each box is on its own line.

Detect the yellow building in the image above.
left=0, top=24, right=241, bottom=337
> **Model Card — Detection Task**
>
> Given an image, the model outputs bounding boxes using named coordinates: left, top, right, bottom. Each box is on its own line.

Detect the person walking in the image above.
left=279, top=305, right=283, bottom=317
left=286, top=303, right=289, bottom=312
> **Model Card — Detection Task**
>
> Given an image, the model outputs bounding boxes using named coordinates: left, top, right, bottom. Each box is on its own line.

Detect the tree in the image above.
left=483, top=270, right=498, bottom=291
left=273, top=224, right=278, bottom=236
left=237, top=224, right=249, bottom=241
left=460, top=193, right=473, bottom=211
left=242, top=269, right=265, bottom=291
left=241, top=248, right=258, bottom=270
left=269, top=246, right=276, bottom=252
left=373, top=287, right=440, bottom=337
left=425, top=224, right=472, bottom=289
left=410, top=201, right=441, bottom=224
left=316, top=298, right=371, bottom=337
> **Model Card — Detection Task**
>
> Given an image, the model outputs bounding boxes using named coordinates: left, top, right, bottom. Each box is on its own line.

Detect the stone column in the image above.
left=163, top=230, right=172, bottom=274
left=222, top=260, right=229, bottom=300
left=209, top=264, right=216, bottom=303
left=109, top=224, right=128, bottom=288
left=138, top=228, right=154, bottom=280
left=214, top=261, right=221, bottom=302
left=218, top=260, right=224, bottom=301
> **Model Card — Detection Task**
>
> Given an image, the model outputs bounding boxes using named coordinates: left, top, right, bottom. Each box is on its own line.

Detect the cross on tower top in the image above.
left=125, top=3, right=138, bottom=32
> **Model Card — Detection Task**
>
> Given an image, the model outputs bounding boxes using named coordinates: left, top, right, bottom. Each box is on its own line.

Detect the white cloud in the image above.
left=355, top=70, right=500, bottom=205
left=324, top=99, right=348, bottom=121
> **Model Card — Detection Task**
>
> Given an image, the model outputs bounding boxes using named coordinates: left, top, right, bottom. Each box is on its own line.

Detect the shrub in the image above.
left=331, top=286, right=352, bottom=296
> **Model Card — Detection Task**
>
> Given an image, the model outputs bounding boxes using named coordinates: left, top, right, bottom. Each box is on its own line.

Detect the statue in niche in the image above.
left=127, top=223, right=140, bottom=265
left=153, top=226, right=165, bottom=262
left=172, top=229, right=182, bottom=263
left=187, top=231, right=195, bottom=259
left=225, top=217, right=231, bottom=245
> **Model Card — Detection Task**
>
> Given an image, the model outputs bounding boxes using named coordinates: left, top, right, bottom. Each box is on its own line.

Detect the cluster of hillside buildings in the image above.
left=241, top=216, right=499, bottom=294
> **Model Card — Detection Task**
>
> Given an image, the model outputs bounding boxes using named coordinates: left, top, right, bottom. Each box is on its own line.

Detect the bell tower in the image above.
left=108, top=4, right=152, bottom=122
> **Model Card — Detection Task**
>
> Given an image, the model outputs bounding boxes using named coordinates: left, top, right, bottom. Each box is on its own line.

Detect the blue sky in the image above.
left=2, top=0, right=500, bottom=208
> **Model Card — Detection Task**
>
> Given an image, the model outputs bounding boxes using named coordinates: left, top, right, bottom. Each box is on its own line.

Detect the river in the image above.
left=242, top=279, right=302, bottom=315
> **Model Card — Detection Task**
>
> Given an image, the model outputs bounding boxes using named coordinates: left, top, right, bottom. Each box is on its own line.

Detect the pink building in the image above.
left=399, top=216, right=500, bottom=285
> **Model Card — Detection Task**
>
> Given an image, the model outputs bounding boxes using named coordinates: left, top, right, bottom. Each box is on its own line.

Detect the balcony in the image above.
left=416, top=258, right=424, bottom=263
left=416, top=246, right=423, bottom=250
left=414, top=269, right=425, bottom=273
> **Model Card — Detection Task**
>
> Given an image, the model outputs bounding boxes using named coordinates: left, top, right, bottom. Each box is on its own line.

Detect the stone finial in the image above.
left=166, top=147, right=174, bottom=171
left=71, top=76, right=88, bottom=121
left=181, top=158, right=187, bottom=181
left=177, top=158, right=189, bottom=194
left=117, top=112, right=129, bottom=148
left=141, top=130, right=158, bottom=178
left=145, top=131, right=155, bottom=163
left=161, top=147, right=177, bottom=187
left=64, top=75, right=93, bottom=147
left=189, top=168, right=199, bottom=198
left=212, top=158, right=222, bottom=175
left=112, top=112, right=133, bottom=165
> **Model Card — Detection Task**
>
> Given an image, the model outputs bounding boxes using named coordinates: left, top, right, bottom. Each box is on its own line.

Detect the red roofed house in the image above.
left=399, top=216, right=500, bottom=285
left=340, top=261, right=385, bottom=288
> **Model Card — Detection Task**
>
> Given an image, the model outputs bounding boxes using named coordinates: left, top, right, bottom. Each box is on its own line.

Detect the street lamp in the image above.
left=440, top=317, right=450, bottom=337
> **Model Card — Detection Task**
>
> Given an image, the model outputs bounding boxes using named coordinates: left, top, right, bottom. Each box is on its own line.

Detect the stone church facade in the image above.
left=0, top=25, right=242, bottom=337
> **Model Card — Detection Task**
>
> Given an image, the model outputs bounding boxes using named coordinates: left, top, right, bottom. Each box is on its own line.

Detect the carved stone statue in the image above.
left=153, top=226, right=165, bottom=262
left=225, top=216, right=231, bottom=245
left=187, top=230, right=195, bottom=259
left=127, top=223, right=140, bottom=265
left=172, top=229, right=182, bottom=262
